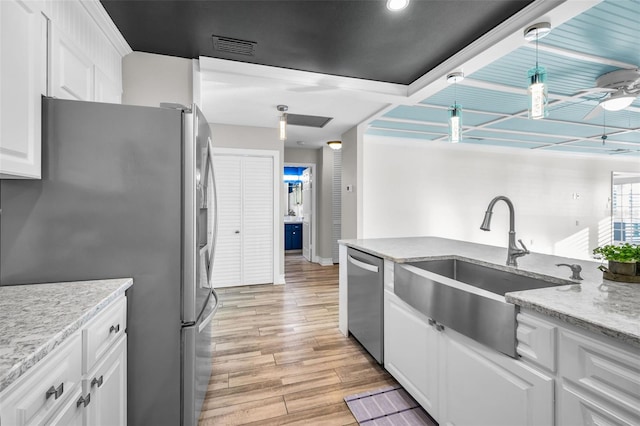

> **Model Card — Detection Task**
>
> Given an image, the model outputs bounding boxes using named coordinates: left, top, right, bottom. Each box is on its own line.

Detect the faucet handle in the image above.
left=517, top=239, right=529, bottom=254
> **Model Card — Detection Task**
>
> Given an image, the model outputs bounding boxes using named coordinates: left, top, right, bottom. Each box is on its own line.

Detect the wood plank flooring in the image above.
left=198, top=254, right=397, bottom=425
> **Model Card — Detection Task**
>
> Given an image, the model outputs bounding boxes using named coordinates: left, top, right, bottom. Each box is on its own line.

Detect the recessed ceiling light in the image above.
left=386, top=0, right=409, bottom=12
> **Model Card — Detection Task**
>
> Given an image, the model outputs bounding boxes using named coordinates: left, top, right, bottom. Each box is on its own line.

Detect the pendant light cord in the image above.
left=535, top=29, right=539, bottom=68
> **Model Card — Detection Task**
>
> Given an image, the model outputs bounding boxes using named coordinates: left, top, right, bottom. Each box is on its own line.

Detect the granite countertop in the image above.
left=340, top=237, right=640, bottom=348
left=0, top=278, right=133, bottom=393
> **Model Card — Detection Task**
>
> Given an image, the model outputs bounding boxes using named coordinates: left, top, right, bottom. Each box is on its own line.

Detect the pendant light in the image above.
left=277, top=105, right=288, bottom=140
left=447, top=72, right=464, bottom=143
left=524, top=23, right=551, bottom=120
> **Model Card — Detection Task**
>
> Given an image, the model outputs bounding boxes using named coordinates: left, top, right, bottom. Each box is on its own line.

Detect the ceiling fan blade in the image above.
left=583, top=103, right=603, bottom=120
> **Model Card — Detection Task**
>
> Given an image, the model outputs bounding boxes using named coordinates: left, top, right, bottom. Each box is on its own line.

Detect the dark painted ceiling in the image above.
left=100, top=0, right=535, bottom=85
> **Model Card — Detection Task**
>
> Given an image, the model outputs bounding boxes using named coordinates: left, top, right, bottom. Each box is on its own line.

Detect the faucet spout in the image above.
left=480, top=196, right=529, bottom=267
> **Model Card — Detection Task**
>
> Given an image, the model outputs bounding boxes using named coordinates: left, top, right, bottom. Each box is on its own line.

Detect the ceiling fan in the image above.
left=582, top=68, right=640, bottom=120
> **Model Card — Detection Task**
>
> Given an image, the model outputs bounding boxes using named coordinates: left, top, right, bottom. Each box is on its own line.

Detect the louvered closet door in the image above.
left=211, top=154, right=273, bottom=287
left=211, top=156, right=242, bottom=286
left=242, top=156, right=273, bottom=285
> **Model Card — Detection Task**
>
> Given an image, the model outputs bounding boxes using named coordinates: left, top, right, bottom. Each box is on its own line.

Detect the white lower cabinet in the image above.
left=384, top=289, right=439, bottom=418
left=384, top=289, right=553, bottom=426
left=440, top=328, right=554, bottom=426
left=85, top=336, right=127, bottom=426
left=556, top=327, right=640, bottom=426
left=0, top=296, right=127, bottom=425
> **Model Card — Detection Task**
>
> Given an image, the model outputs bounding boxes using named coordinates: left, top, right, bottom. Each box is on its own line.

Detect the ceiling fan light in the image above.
left=327, top=140, right=342, bottom=150
left=601, top=92, right=635, bottom=111
left=386, top=0, right=409, bottom=11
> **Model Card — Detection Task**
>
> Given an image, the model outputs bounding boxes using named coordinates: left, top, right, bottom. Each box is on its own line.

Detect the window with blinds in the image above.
left=612, top=180, right=640, bottom=244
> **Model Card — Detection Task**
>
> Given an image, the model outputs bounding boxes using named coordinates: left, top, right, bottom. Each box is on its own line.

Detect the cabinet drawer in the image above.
left=559, top=328, right=640, bottom=418
left=516, top=312, right=557, bottom=373
left=0, top=333, right=82, bottom=426
left=83, top=297, right=126, bottom=373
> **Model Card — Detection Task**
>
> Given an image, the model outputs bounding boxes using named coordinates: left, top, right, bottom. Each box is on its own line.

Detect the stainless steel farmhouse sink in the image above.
left=394, top=258, right=566, bottom=357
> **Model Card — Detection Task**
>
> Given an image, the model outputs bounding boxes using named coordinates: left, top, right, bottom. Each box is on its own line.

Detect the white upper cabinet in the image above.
left=0, top=0, right=45, bottom=179
left=0, top=0, right=128, bottom=179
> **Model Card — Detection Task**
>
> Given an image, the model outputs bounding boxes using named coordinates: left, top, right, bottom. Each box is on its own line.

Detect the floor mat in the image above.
left=344, top=385, right=437, bottom=425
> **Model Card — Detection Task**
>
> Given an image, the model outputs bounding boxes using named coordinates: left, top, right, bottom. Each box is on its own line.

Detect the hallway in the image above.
left=198, top=254, right=397, bottom=425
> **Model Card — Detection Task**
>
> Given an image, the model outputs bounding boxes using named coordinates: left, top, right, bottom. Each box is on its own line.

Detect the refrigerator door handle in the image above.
left=198, top=290, right=219, bottom=333
left=205, top=138, right=218, bottom=285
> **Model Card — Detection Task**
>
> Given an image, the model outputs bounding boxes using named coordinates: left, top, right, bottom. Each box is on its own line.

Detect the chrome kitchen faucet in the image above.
left=480, top=195, right=529, bottom=267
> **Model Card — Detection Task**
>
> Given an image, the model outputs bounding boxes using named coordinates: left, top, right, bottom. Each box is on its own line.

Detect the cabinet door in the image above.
left=440, top=328, right=553, bottom=426
left=50, top=23, right=93, bottom=101
left=292, top=224, right=302, bottom=249
left=86, top=336, right=127, bottom=426
left=0, top=0, right=43, bottom=178
left=557, top=329, right=640, bottom=426
left=384, top=290, right=439, bottom=420
left=284, top=224, right=292, bottom=250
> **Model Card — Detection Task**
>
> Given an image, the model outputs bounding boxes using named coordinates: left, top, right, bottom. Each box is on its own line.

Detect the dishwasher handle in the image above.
left=348, top=254, right=379, bottom=273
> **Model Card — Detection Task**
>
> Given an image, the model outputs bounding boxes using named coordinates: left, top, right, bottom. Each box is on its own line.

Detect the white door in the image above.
left=212, top=154, right=273, bottom=287
left=302, top=168, right=312, bottom=261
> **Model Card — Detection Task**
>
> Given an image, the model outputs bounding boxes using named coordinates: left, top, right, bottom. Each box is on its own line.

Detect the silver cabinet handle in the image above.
left=109, top=324, right=120, bottom=334
left=46, top=383, right=64, bottom=400
left=91, top=375, right=104, bottom=388
left=76, top=393, right=91, bottom=408
left=347, top=254, right=379, bottom=273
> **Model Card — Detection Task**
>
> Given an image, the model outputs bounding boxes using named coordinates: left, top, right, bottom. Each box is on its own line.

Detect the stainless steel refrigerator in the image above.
left=0, top=97, right=219, bottom=426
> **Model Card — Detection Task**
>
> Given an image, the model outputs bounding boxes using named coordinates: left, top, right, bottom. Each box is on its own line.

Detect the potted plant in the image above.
left=592, top=243, right=640, bottom=276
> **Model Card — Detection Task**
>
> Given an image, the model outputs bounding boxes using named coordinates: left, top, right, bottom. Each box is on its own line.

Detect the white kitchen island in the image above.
left=339, top=237, right=640, bottom=426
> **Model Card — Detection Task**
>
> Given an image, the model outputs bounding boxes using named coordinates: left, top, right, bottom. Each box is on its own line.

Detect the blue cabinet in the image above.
left=285, top=223, right=302, bottom=250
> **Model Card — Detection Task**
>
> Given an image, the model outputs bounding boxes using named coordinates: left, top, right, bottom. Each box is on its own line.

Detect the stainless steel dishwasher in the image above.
left=347, top=247, right=384, bottom=363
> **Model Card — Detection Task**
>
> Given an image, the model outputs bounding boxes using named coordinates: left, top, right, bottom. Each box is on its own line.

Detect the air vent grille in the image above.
left=212, top=35, right=256, bottom=56
left=287, top=114, right=333, bottom=128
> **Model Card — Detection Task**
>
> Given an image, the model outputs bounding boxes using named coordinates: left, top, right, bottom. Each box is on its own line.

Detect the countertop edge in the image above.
left=0, top=278, right=133, bottom=393
left=506, top=293, right=640, bottom=348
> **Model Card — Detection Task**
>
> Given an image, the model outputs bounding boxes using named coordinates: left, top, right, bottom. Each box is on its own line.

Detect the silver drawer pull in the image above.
left=76, top=393, right=91, bottom=408
left=347, top=254, right=379, bottom=273
left=46, top=383, right=64, bottom=400
left=109, top=324, right=120, bottom=334
left=91, top=375, right=104, bottom=388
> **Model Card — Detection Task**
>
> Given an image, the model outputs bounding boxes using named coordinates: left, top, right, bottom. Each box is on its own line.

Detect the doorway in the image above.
left=284, top=163, right=316, bottom=263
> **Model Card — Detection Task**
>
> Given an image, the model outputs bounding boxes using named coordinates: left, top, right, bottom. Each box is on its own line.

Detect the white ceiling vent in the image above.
left=212, top=35, right=256, bottom=56
left=286, top=114, right=333, bottom=128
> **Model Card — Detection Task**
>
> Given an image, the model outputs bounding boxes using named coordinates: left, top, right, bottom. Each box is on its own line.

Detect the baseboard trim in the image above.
left=318, top=257, right=335, bottom=266
left=275, top=274, right=286, bottom=285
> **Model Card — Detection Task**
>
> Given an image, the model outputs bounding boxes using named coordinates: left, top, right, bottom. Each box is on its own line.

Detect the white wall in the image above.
left=122, top=52, right=192, bottom=107
left=363, top=135, right=640, bottom=260
left=341, top=126, right=363, bottom=239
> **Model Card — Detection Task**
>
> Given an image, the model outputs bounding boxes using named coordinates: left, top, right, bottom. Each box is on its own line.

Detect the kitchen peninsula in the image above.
left=339, top=237, right=640, bottom=426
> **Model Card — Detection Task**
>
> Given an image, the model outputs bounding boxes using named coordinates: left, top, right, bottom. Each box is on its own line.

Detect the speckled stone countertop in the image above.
left=0, top=278, right=133, bottom=393
left=340, top=237, right=640, bottom=348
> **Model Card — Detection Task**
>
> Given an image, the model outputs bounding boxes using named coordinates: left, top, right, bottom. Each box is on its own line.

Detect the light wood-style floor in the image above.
left=198, top=254, right=397, bottom=425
